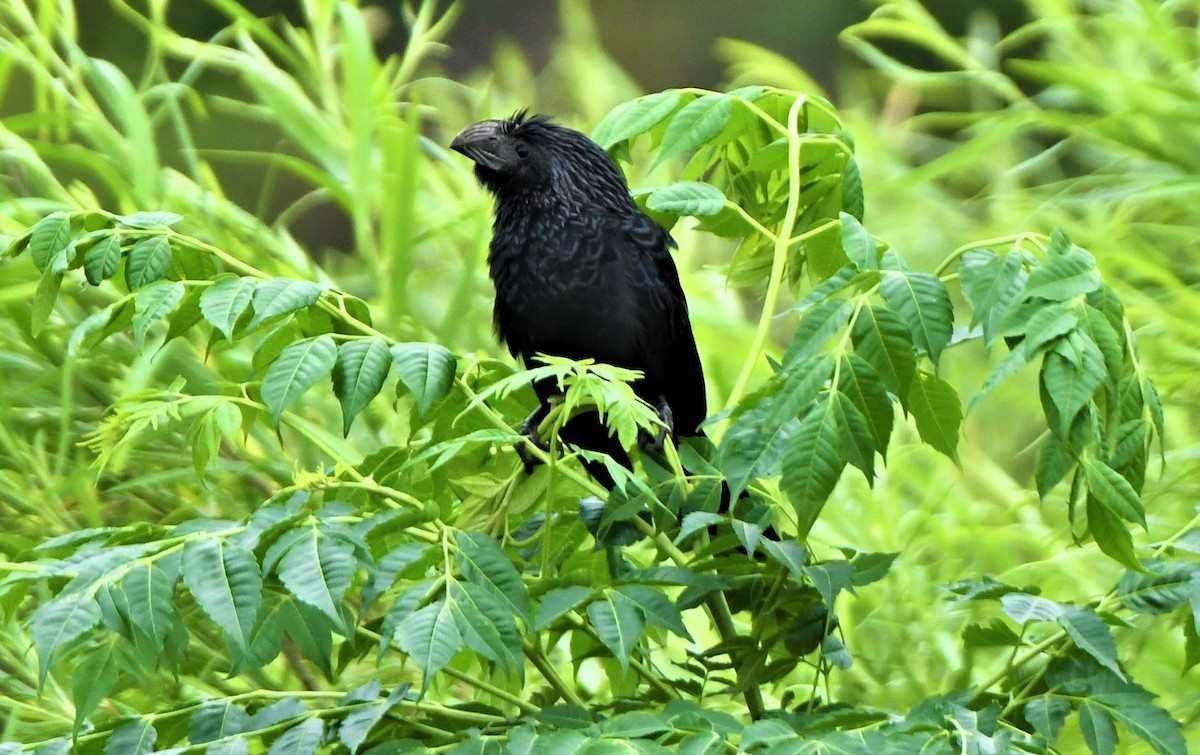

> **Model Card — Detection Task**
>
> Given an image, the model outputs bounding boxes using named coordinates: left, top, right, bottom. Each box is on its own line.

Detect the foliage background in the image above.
left=0, top=0, right=1196, bottom=752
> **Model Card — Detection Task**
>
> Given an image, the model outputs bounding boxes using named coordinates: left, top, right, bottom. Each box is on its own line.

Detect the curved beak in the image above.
left=450, top=120, right=515, bottom=172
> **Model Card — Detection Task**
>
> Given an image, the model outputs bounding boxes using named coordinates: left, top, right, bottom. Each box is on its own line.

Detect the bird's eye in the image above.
left=515, top=143, right=531, bottom=159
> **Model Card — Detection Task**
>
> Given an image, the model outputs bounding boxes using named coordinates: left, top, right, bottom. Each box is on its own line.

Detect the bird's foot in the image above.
left=517, top=405, right=551, bottom=474
left=641, top=398, right=674, bottom=454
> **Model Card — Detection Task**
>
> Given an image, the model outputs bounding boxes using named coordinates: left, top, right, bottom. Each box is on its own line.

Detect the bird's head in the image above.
left=450, top=111, right=633, bottom=211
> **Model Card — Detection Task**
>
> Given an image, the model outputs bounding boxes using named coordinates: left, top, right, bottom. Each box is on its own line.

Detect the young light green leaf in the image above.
left=132, top=280, right=185, bottom=348
left=248, top=278, right=324, bottom=330
left=265, top=718, right=323, bottom=755
left=781, top=395, right=847, bottom=539
left=1057, top=605, right=1123, bottom=679
left=839, top=212, right=876, bottom=270
left=124, top=236, right=172, bottom=290
left=646, top=181, right=726, bottom=217
left=29, top=212, right=71, bottom=273
left=104, top=720, right=157, bottom=755
left=83, top=235, right=122, bottom=285
left=262, top=335, right=338, bottom=426
left=593, top=90, right=685, bottom=148
left=587, top=593, right=645, bottom=672
left=390, top=342, right=456, bottom=416
left=614, top=585, right=691, bottom=640
left=907, top=371, right=962, bottom=463
left=276, top=527, right=356, bottom=624
left=1024, top=246, right=1101, bottom=301
left=117, top=211, right=183, bottom=229
left=201, top=276, right=258, bottom=340
left=880, top=270, right=954, bottom=365
left=396, top=597, right=463, bottom=690
left=182, top=539, right=262, bottom=655
left=850, top=304, right=916, bottom=403
left=333, top=338, right=392, bottom=435
left=656, top=93, right=733, bottom=165
left=30, top=592, right=102, bottom=686
left=123, top=562, right=176, bottom=656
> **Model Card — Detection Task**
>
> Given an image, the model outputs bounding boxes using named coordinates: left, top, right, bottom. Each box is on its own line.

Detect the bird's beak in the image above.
left=450, top=120, right=513, bottom=172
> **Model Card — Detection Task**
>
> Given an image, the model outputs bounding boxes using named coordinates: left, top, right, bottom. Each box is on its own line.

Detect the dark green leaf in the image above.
left=104, top=720, right=157, bottom=755
left=390, top=342, right=456, bottom=416
left=265, top=718, right=323, bottom=755
left=333, top=338, right=392, bottom=435
left=396, top=597, right=463, bottom=690
left=839, top=212, right=876, bottom=270
left=448, top=580, right=522, bottom=674
left=182, top=539, right=262, bottom=655
left=782, top=297, right=854, bottom=368
left=587, top=593, right=645, bottom=672
left=615, top=584, right=691, bottom=639
left=1057, top=605, right=1123, bottom=679
left=534, top=586, right=593, bottom=631
left=837, top=354, right=893, bottom=457
left=646, top=181, right=726, bottom=217
left=907, top=371, right=961, bottom=462
left=261, top=335, right=338, bottom=426
left=248, top=278, right=324, bottom=330
left=123, top=562, right=176, bottom=656
left=850, top=304, right=916, bottom=402
left=1087, top=496, right=1142, bottom=571
left=31, top=267, right=62, bottom=337
left=455, top=530, right=533, bottom=628
left=841, top=157, right=864, bottom=221
left=29, top=213, right=71, bottom=272
left=124, top=236, right=172, bottom=290
left=960, top=249, right=1027, bottom=347
left=781, top=394, right=846, bottom=538
left=1078, top=701, right=1117, bottom=755
left=276, top=526, right=356, bottom=623
left=879, top=270, right=954, bottom=365
left=1024, top=246, right=1101, bottom=301
left=30, top=592, right=102, bottom=686
left=828, top=389, right=875, bottom=481
left=72, top=642, right=117, bottom=731
left=83, top=235, right=122, bottom=285
left=1085, top=458, right=1147, bottom=529
left=189, top=700, right=251, bottom=744
left=201, top=276, right=258, bottom=340
left=132, top=280, right=185, bottom=348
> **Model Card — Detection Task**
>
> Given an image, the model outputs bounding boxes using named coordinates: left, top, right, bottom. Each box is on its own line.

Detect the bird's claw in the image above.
left=641, top=398, right=674, bottom=454
left=517, top=405, right=550, bottom=475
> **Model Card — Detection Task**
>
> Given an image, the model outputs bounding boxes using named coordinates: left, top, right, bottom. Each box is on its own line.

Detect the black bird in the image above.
left=450, top=111, right=706, bottom=485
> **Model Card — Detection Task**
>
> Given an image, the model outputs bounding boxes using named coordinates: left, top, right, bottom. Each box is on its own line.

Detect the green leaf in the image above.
left=1024, top=696, right=1070, bottom=741
left=1021, top=303, right=1079, bottom=356
left=718, top=354, right=834, bottom=499
left=1057, top=605, right=1123, bottom=679
left=587, top=593, right=645, bottom=672
left=593, top=90, right=684, bottom=148
left=30, top=592, right=102, bottom=686
left=646, top=181, right=726, bottom=217
left=1024, top=246, right=1101, bottom=301
left=29, top=213, right=71, bottom=272
left=454, top=530, right=533, bottom=628
left=781, top=394, right=846, bottom=539
left=614, top=585, right=691, bottom=640
left=83, top=235, right=122, bottom=285
left=276, top=526, right=355, bottom=624
left=189, top=700, right=251, bottom=744
left=879, top=270, right=954, bottom=365
left=124, top=236, right=172, bottom=290
left=448, top=580, right=523, bottom=674
left=841, top=156, right=864, bottom=221
left=960, top=250, right=1027, bottom=347
left=123, top=562, right=176, bottom=656
left=839, top=212, right=876, bottom=270
left=71, top=642, right=117, bottom=731
left=248, top=278, right=324, bottom=330
left=837, top=354, right=893, bottom=457
left=390, top=342, right=456, bottom=416
left=104, top=720, right=157, bottom=755
left=265, top=718, right=323, bottom=755
left=1078, top=701, right=1117, bottom=755
left=132, top=280, right=185, bottom=348
left=261, top=335, right=338, bottom=426
left=333, top=338, right=392, bottom=435
left=1042, top=334, right=1106, bottom=435
left=396, top=597, right=463, bottom=690
left=1087, top=496, right=1142, bottom=571
left=182, top=539, right=263, bottom=655
left=1001, top=593, right=1062, bottom=623
left=117, top=211, right=183, bottom=229
left=850, top=304, right=916, bottom=402
left=1035, top=433, right=1075, bottom=499
left=829, top=389, right=875, bottom=481
left=907, top=372, right=962, bottom=463
left=338, top=700, right=394, bottom=754
left=31, top=267, right=62, bottom=337
left=201, top=276, right=258, bottom=340
left=535, top=586, right=593, bottom=631
left=783, top=297, right=854, bottom=368
left=656, top=93, right=733, bottom=164
left=1085, top=458, right=1147, bottom=529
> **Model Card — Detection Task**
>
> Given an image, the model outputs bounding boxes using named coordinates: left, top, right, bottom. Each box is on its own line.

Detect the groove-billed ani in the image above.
left=450, top=111, right=706, bottom=486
